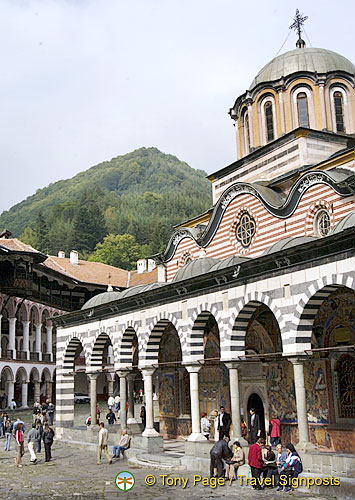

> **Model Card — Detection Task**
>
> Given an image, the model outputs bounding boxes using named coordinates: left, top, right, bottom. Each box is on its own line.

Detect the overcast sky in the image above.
left=1, top=0, right=354, bottom=213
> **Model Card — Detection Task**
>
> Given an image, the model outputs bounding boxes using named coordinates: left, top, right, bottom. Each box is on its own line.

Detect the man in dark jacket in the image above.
left=217, top=406, right=232, bottom=440
left=210, top=435, right=233, bottom=478
left=248, top=408, right=261, bottom=443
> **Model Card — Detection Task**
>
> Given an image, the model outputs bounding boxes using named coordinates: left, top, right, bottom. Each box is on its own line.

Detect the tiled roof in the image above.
left=129, top=268, right=159, bottom=286
left=0, top=238, right=41, bottom=253
left=42, top=256, right=129, bottom=287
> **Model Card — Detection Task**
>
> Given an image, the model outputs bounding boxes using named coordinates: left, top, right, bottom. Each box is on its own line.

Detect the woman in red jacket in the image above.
left=248, top=438, right=265, bottom=489
left=14, top=422, right=24, bottom=468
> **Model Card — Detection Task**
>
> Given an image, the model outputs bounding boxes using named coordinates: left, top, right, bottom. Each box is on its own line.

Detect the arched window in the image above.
left=265, top=101, right=274, bottom=142
left=335, top=355, right=355, bottom=419
left=297, top=92, right=309, bottom=128
left=334, top=91, right=345, bottom=133
left=244, top=113, right=250, bottom=153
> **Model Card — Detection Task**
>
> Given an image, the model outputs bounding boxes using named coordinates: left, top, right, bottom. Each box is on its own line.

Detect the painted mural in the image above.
left=267, top=362, right=297, bottom=422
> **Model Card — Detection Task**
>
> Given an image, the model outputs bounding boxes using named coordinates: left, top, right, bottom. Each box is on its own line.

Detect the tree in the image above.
left=88, top=234, right=144, bottom=270
left=33, top=212, right=49, bottom=254
left=20, top=227, right=39, bottom=250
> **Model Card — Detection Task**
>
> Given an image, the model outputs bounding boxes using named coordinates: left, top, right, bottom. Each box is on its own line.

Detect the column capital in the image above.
left=117, top=370, right=130, bottom=378
left=225, top=361, right=242, bottom=370
left=86, top=371, right=100, bottom=379
left=8, top=317, right=17, bottom=324
left=184, top=364, right=202, bottom=374
left=34, top=323, right=42, bottom=329
left=46, top=325, right=53, bottom=332
left=22, top=320, right=30, bottom=325
left=126, top=372, right=136, bottom=381
left=288, top=356, right=308, bottom=365
left=140, top=368, right=156, bottom=377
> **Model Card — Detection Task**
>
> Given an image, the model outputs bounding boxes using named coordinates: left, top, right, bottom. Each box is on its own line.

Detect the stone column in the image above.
left=46, top=325, right=53, bottom=362
left=108, top=379, right=114, bottom=397
left=278, top=88, right=286, bottom=135
left=21, top=382, right=28, bottom=409
left=7, top=381, right=14, bottom=407
left=127, top=373, right=137, bottom=423
left=318, top=83, right=327, bottom=130
left=226, top=362, right=247, bottom=445
left=46, top=381, right=53, bottom=402
left=35, top=324, right=42, bottom=361
left=88, top=372, right=99, bottom=426
left=22, top=320, right=30, bottom=360
left=247, top=102, right=255, bottom=148
left=185, top=365, right=206, bottom=441
left=0, top=314, right=2, bottom=358
left=290, top=358, right=314, bottom=450
left=141, top=368, right=159, bottom=437
left=118, top=371, right=127, bottom=429
left=8, top=317, right=17, bottom=359
left=34, top=381, right=41, bottom=402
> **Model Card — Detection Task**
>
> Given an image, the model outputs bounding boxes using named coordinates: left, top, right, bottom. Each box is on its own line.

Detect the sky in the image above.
left=0, top=0, right=354, bottom=213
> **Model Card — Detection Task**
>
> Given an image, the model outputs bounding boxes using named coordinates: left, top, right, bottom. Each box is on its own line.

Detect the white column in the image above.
left=226, top=362, right=247, bottom=445
left=35, top=324, right=42, bottom=361
left=127, top=373, right=137, bottom=423
left=34, top=381, right=41, bottom=402
left=319, top=83, right=327, bottom=130
left=7, top=381, right=14, bottom=407
left=118, top=371, right=127, bottom=429
left=185, top=365, right=206, bottom=442
left=0, top=314, right=2, bottom=358
left=46, top=325, right=53, bottom=361
left=247, top=102, right=255, bottom=148
left=8, top=317, right=17, bottom=359
left=21, top=382, right=28, bottom=409
left=47, top=381, right=53, bottom=402
left=89, top=372, right=99, bottom=426
left=278, top=89, right=286, bottom=135
left=290, top=358, right=314, bottom=449
left=22, top=321, right=30, bottom=360
left=141, top=368, right=159, bottom=437
left=108, top=379, right=114, bottom=397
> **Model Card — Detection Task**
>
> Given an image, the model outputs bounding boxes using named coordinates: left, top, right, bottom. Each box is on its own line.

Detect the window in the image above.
left=314, top=209, right=331, bottom=237
left=235, top=212, right=256, bottom=247
left=334, top=91, right=345, bottom=133
left=244, top=113, right=250, bottom=153
left=265, top=102, right=274, bottom=142
left=335, top=355, right=355, bottom=419
left=297, top=92, right=309, bottom=128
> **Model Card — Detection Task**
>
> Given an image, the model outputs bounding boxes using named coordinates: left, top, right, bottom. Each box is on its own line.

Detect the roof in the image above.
left=172, top=257, right=219, bottom=282
left=250, top=47, right=355, bottom=90
left=0, top=238, right=42, bottom=254
left=43, top=256, right=129, bottom=287
left=331, top=211, right=355, bottom=234
left=210, top=255, right=250, bottom=271
left=262, top=236, right=319, bottom=255
left=129, top=268, right=159, bottom=287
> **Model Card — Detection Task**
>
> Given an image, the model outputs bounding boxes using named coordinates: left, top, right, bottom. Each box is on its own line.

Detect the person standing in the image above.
left=43, top=423, right=55, bottom=462
left=140, top=404, right=146, bottom=431
left=47, top=402, right=55, bottom=426
left=97, top=422, right=112, bottom=465
left=14, top=422, right=25, bottom=468
left=248, top=438, right=265, bottom=489
left=107, top=395, right=115, bottom=411
left=209, top=435, right=233, bottom=478
left=96, top=404, right=101, bottom=424
left=10, top=399, right=16, bottom=418
left=225, top=440, right=245, bottom=481
left=114, top=395, right=120, bottom=413
left=248, top=408, right=261, bottom=444
left=28, top=423, right=40, bottom=464
left=217, top=406, right=231, bottom=440
left=269, top=416, right=281, bottom=447
left=106, top=409, right=116, bottom=425
left=36, top=420, right=43, bottom=453
left=33, top=402, right=40, bottom=423
left=201, top=412, right=211, bottom=440
left=4, top=418, right=13, bottom=451
left=112, top=429, right=131, bottom=459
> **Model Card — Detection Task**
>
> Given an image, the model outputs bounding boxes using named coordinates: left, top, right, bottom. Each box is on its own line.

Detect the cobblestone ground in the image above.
left=0, top=407, right=334, bottom=500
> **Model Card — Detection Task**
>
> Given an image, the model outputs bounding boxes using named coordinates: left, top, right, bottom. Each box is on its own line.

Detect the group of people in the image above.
left=86, top=396, right=147, bottom=431
left=201, top=405, right=232, bottom=441
left=33, top=400, right=55, bottom=425
left=97, top=424, right=131, bottom=465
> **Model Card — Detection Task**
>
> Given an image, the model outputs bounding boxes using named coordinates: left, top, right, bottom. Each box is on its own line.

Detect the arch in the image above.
left=41, top=367, right=51, bottom=382
left=291, top=85, right=315, bottom=129
left=116, top=326, right=138, bottom=370
left=1, top=365, right=15, bottom=382
left=62, top=335, right=87, bottom=374
left=29, top=303, right=41, bottom=325
left=258, top=95, right=277, bottom=144
left=89, top=331, right=113, bottom=370
left=29, top=367, right=40, bottom=382
left=292, top=273, right=355, bottom=350
left=15, top=366, right=28, bottom=383
left=140, top=314, right=183, bottom=367
left=329, top=85, right=352, bottom=133
left=224, top=292, right=285, bottom=359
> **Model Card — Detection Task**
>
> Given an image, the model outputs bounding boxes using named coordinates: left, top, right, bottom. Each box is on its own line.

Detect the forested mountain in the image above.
left=0, top=148, right=212, bottom=267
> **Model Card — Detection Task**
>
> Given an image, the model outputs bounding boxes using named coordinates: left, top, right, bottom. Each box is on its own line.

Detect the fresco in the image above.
left=304, top=360, right=329, bottom=423
left=267, top=362, right=297, bottom=422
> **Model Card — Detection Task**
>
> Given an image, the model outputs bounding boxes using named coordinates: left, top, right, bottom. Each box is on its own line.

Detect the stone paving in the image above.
left=0, top=407, right=336, bottom=499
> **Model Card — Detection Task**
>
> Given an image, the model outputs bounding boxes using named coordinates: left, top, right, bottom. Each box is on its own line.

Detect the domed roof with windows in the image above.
left=249, top=47, right=355, bottom=90
left=82, top=291, right=121, bottom=310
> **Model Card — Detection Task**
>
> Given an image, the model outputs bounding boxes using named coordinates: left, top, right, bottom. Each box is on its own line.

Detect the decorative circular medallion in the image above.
left=314, top=209, right=331, bottom=237
left=235, top=212, right=256, bottom=247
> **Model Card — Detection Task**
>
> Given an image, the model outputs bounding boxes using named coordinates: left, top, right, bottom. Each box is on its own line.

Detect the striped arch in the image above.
left=140, top=313, right=182, bottom=367
left=15, top=366, right=28, bottom=383
left=62, top=334, right=87, bottom=375
left=89, top=331, right=113, bottom=371
left=187, top=303, right=223, bottom=364
left=116, top=327, right=137, bottom=370
left=29, top=367, right=40, bottom=382
left=222, top=291, right=285, bottom=360
left=1, top=365, right=15, bottom=382
left=291, top=273, right=355, bottom=351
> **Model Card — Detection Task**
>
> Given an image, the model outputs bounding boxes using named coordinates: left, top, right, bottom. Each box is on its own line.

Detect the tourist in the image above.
left=47, top=402, right=55, bottom=425
left=28, top=423, right=40, bottom=464
left=269, top=416, right=281, bottom=446
left=138, top=388, right=143, bottom=404
left=275, top=443, right=287, bottom=480
left=241, top=418, right=248, bottom=440
left=10, top=398, right=16, bottom=417
left=0, top=412, right=5, bottom=438
left=36, top=420, right=43, bottom=453
left=85, top=416, right=92, bottom=427
left=112, top=429, right=131, bottom=459
left=107, top=394, right=115, bottom=411
left=1, top=393, right=7, bottom=409
left=96, top=404, right=101, bottom=424
left=13, top=417, right=26, bottom=433
left=97, top=422, right=112, bottom=465
left=201, top=412, right=210, bottom=440
left=43, top=423, right=55, bottom=462
left=225, top=440, right=245, bottom=481
left=262, top=444, right=277, bottom=482
left=33, top=401, right=41, bottom=423
left=277, top=443, right=303, bottom=492
left=248, top=437, right=265, bottom=489
left=209, top=435, right=233, bottom=478
left=248, top=408, right=261, bottom=444
left=140, top=404, right=146, bottom=430
left=14, top=422, right=24, bottom=468
left=217, top=406, right=231, bottom=440
left=106, top=409, right=116, bottom=425
left=114, top=395, right=120, bottom=413
left=4, top=418, right=13, bottom=451
left=213, top=409, right=219, bottom=440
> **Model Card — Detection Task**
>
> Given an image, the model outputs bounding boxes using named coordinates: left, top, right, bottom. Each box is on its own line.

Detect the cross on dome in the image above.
left=289, top=8, right=308, bottom=48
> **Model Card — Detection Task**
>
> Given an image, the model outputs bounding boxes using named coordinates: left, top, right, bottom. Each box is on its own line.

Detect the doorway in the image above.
left=247, top=393, right=265, bottom=440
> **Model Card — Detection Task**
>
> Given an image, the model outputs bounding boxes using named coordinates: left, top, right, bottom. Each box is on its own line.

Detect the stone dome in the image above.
left=173, top=257, right=219, bottom=282
left=331, top=211, right=355, bottom=234
left=82, top=291, right=121, bottom=310
left=250, top=47, right=355, bottom=90
left=262, top=236, right=318, bottom=256
left=210, top=255, right=250, bottom=271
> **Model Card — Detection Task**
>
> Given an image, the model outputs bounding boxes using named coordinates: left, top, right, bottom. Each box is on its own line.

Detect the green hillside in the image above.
left=0, top=148, right=212, bottom=266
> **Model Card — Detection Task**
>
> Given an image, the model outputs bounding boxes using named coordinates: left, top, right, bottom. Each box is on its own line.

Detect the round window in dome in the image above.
left=235, top=212, right=256, bottom=247
left=314, top=209, right=331, bottom=237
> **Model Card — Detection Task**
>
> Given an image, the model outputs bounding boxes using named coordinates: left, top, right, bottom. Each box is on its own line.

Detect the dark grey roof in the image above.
left=82, top=291, right=122, bottom=310
left=262, top=236, right=319, bottom=256
left=250, top=47, right=355, bottom=90
left=172, top=257, right=220, bottom=282
left=210, top=255, right=250, bottom=271
left=331, top=211, right=355, bottom=235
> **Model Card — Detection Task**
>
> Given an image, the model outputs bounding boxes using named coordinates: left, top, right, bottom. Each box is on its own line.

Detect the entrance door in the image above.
left=247, top=393, right=265, bottom=440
